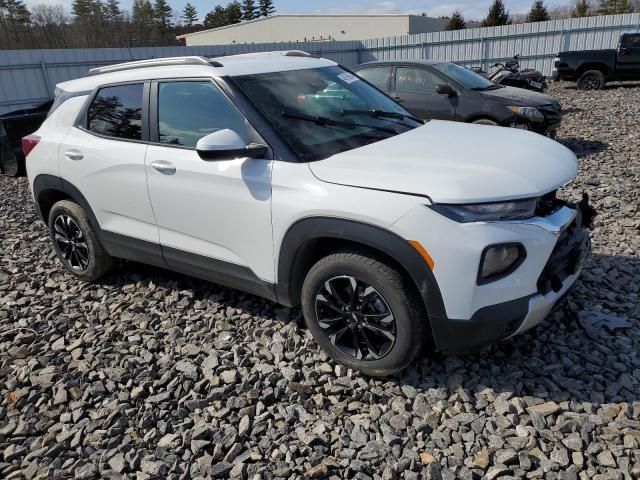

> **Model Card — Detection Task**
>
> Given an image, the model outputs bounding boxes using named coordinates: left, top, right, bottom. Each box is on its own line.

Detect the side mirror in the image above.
left=436, top=84, right=457, bottom=97
left=196, top=129, right=268, bottom=161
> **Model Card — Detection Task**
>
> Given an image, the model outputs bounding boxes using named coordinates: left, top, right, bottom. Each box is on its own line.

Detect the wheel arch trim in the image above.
left=275, top=216, right=448, bottom=324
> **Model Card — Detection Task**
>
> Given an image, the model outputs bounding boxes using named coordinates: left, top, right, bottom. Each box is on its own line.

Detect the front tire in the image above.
left=577, top=70, right=605, bottom=90
left=301, top=252, right=426, bottom=377
left=48, top=200, right=114, bottom=281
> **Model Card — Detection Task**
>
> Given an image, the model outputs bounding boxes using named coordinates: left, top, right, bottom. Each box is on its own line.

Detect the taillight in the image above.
left=22, top=134, right=41, bottom=158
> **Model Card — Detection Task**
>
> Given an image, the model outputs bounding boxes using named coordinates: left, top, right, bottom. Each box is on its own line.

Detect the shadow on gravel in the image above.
left=559, top=82, right=640, bottom=90
left=398, top=252, right=639, bottom=405
left=559, top=137, right=609, bottom=157
left=92, top=250, right=639, bottom=406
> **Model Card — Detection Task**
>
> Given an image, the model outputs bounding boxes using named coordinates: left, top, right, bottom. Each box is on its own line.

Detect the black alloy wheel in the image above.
left=53, top=214, right=90, bottom=271
left=315, top=275, right=397, bottom=360
left=577, top=70, right=604, bottom=90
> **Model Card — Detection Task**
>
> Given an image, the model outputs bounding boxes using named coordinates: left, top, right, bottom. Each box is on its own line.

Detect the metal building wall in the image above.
left=1, top=13, right=639, bottom=115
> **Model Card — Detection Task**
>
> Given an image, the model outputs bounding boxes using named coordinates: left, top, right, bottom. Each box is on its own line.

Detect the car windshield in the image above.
left=432, top=62, right=497, bottom=90
left=232, top=66, right=421, bottom=162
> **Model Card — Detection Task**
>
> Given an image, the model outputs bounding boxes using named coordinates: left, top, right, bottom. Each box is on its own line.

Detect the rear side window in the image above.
left=357, top=67, right=392, bottom=91
left=624, top=34, right=640, bottom=47
left=88, top=83, right=143, bottom=140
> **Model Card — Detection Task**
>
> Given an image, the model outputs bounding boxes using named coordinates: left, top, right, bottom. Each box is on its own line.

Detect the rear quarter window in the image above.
left=87, top=83, right=144, bottom=140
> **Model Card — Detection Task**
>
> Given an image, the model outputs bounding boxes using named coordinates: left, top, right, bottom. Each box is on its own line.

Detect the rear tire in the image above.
left=301, top=252, right=426, bottom=377
left=48, top=200, right=114, bottom=281
left=576, top=70, right=605, bottom=90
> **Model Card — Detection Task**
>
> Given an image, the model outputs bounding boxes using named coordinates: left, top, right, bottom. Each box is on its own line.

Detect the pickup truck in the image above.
left=553, top=33, right=640, bottom=90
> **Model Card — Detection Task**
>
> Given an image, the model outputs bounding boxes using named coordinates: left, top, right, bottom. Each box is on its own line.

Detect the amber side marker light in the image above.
left=408, top=240, right=435, bottom=270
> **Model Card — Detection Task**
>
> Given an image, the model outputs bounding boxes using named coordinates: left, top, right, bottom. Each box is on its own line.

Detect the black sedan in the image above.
left=353, top=60, right=561, bottom=136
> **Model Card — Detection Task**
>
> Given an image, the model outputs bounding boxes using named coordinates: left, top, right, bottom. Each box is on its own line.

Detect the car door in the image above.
left=59, top=82, right=160, bottom=247
left=144, top=79, right=274, bottom=284
left=617, top=34, right=640, bottom=79
left=354, top=66, right=393, bottom=94
left=391, top=66, right=457, bottom=120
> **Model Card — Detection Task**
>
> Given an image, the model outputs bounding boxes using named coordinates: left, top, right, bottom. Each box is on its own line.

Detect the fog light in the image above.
left=478, top=244, right=525, bottom=284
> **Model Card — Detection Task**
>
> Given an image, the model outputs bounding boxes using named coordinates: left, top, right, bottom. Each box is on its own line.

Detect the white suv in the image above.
left=24, top=52, right=593, bottom=376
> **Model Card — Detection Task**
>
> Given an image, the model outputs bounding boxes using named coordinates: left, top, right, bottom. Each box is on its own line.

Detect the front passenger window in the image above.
left=157, top=81, right=249, bottom=148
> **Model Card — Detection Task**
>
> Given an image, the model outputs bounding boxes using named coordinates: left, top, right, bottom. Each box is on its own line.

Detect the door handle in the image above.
left=151, top=161, right=176, bottom=175
left=64, top=149, right=83, bottom=161
left=393, top=96, right=405, bottom=103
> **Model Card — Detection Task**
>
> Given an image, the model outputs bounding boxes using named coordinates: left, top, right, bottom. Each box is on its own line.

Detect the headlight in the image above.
left=507, top=106, right=544, bottom=123
left=478, top=243, right=526, bottom=283
left=429, top=198, right=537, bottom=223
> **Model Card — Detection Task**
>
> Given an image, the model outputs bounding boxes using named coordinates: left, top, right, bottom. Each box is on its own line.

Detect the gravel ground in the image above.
left=1, top=83, right=639, bottom=480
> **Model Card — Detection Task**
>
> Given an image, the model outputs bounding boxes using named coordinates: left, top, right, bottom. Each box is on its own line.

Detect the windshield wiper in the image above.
left=341, top=109, right=424, bottom=125
left=281, top=110, right=397, bottom=134
left=471, top=84, right=502, bottom=91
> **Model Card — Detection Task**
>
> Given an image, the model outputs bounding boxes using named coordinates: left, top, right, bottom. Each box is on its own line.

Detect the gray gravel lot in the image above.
left=1, top=83, right=639, bottom=480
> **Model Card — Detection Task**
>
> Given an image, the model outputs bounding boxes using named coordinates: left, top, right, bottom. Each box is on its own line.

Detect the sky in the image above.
left=25, top=0, right=572, bottom=23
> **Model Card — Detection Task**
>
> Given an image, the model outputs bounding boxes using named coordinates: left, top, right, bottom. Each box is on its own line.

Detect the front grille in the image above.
left=537, top=214, right=590, bottom=294
left=535, top=190, right=564, bottom=217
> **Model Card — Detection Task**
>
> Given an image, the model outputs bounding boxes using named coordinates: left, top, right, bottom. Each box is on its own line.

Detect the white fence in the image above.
left=1, top=12, right=639, bottom=114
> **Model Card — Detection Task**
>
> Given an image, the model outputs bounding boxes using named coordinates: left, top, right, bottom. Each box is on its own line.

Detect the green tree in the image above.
left=527, top=0, right=550, bottom=21
left=226, top=1, right=242, bottom=23
left=598, top=0, right=634, bottom=13
left=71, top=0, right=95, bottom=18
left=258, top=0, right=275, bottom=17
left=572, top=0, right=591, bottom=16
left=0, top=0, right=31, bottom=25
left=132, top=0, right=153, bottom=24
left=241, top=0, right=257, bottom=20
left=481, top=0, right=510, bottom=27
left=153, top=0, right=172, bottom=30
left=445, top=10, right=466, bottom=30
left=181, top=2, right=198, bottom=26
left=104, top=0, right=122, bottom=21
left=203, top=5, right=226, bottom=28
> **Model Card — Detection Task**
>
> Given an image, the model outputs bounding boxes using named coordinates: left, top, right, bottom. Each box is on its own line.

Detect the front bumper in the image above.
left=391, top=195, right=592, bottom=353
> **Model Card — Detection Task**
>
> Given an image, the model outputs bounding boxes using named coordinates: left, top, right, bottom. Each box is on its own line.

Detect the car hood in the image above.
left=308, top=121, right=577, bottom=204
left=480, top=85, right=558, bottom=107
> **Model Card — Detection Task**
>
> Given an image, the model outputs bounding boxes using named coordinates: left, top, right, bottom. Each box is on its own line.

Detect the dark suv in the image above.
left=354, top=60, right=561, bottom=136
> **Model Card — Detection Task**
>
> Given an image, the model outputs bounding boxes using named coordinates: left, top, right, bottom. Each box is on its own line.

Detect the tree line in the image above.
left=0, top=0, right=276, bottom=49
left=1, top=0, right=639, bottom=49
left=445, top=0, right=640, bottom=30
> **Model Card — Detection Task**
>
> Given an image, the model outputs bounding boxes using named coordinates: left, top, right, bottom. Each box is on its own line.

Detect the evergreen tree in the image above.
left=445, top=10, right=466, bottom=30
left=203, top=5, right=226, bottom=28
left=71, top=0, right=94, bottom=18
left=132, top=0, right=153, bottom=24
left=153, top=0, right=172, bottom=29
left=241, top=0, right=257, bottom=20
left=258, top=0, right=275, bottom=17
left=104, top=0, right=122, bottom=21
left=572, top=0, right=591, bottom=16
left=527, top=0, right=550, bottom=21
left=598, top=0, right=634, bottom=13
left=181, top=2, right=198, bottom=26
left=481, top=0, right=510, bottom=27
left=1, top=0, right=31, bottom=25
left=226, top=1, right=242, bottom=23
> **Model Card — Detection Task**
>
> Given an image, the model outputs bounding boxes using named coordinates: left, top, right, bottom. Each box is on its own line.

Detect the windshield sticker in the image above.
left=337, top=72, right=359, bottom=84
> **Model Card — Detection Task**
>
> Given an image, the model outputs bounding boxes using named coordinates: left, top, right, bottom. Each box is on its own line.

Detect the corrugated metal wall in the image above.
left=1, top=13, right=639, bottom=114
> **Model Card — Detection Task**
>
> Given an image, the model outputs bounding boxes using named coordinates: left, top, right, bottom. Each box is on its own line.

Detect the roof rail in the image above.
left=84, top=56, right=223, bottom=77
left=283, top=50, right=312, bottom=57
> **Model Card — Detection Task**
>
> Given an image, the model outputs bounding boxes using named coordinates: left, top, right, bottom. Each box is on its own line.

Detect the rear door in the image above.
left=391, top=66, right=457, bottom=120
left=59, top=82, right=159, bottom=246
left=617, top=34, right=640, bottom=79
left=354, top=66, right=393, bottom=94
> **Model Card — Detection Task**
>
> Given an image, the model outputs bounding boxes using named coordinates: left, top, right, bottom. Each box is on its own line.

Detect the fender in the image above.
left=32, top=174, right=166, bottom=268
left=275, top=217, right=448, bottom=326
